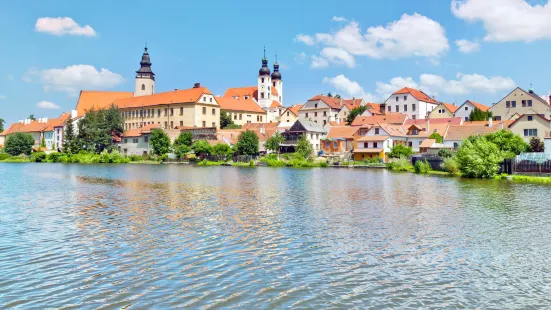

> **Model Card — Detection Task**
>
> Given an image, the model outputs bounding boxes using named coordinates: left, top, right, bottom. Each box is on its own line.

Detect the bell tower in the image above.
left=257, top=47, right=272, bottom=109
left=135, top=45, right=155, bottom=97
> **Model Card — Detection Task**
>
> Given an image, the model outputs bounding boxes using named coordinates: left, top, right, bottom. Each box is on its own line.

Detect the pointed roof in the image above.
left=1, top=113, right=71, bottom=135
left=351, top=113, right=408, bottom=126
left=326, top=126, right=359, bottom=139
left=393, top=87, right=438, bottom=104
left=281, top=104, right=303, bottom=117
left=441, top=102, right=459, bottom=113
left=223, top=86, right=278, bottom=101
left=464, top=100, right=490, bottom=112
left=307, top=95, right=342, bottom=109
left=113, top=87, right=214, bottom=109
left=123, top=123, right=160, bottom=137
left=76, top=91, right=134, bottom=117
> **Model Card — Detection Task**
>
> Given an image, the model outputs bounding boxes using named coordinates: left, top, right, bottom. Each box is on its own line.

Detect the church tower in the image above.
left=257, top=48, right=272, bottom=109
left=271, top=56, right=283, bottom=105
left=135, top=46, right=155, bottom=97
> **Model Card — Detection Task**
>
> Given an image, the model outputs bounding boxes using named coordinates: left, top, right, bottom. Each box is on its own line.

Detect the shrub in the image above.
left=249, top=159, right=255, bottom=167
left=174, top=144, right=191, bottom=159
left=150, top=129, right=171, bottom=156
left=387, top=156, right=413, bottom=171
left=129, top=154, right=143, bottom=162
left=31, top=152, right=47, bottom=162
left=46, top=152, right=65, bottom=163
left=363, top=156, right=382, bottom=164
left=485, top=130, right=528, bottom=159
left=429, top=132, right=443, bottom=143
left=0, top=153, right=10, bottom=161
left=191, top=140, right=212, bottom=156
left=174, top=131, right=193, bottom=148
left=389, top=145, right=413, bottom=159
left=441, top=157, right=460, bottom=176
left=455, top=137, right=503, bottom=178
left=318, top=161, right=329, bottom=168
left=414, top=160, right=431, bottom=174
left=295, top=135, right=314, bottom=159
left=437, top=148, right=453, bottom=158
left=235, top=130, right=259, bottom=155
left=5, top=133, right=35, bottom=156
left=529, top=137, right=544, bottom=153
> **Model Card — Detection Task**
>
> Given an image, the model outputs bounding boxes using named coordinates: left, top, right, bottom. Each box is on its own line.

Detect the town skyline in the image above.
left=2, top=0, right=551, bottom=124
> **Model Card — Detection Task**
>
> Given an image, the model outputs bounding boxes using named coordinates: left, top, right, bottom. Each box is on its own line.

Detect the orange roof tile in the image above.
left=281, top=104, right=303, bottom=117
left=76, top=91, right=133, bottom=117
left=393, top=87, right=438, bottom=104
left=123, top=123, right=160, bottom=137
left=353, top=148, right=383, bottom=153
left=308, top=95, right=343, bottom=109
left=467, top=100, right=490, bottom=112
left=113, top=87, right=214, bottom=109
left=2, top=113, right=71, bottom=135
left=351, top=113, right=408, bottom=126
left=326, top=126, right=359, bottom=139
left=270, top=100, right=283, bottom=108
left=216, top=97, right=265, bottom=113
left=223, top=86, right=258, bottom=100
left=404, top=118, right=462, bottom=126
left=419, top=139, right=437, bottom=148
left=357, top=135, right=390, bottom=142
left=445, top=123, right=508, bottom=141
left=441, top=102, right=459, bottom=113
left=378, top=123, right=408, bottom=137
left=242, top=122, right=279, bottom=130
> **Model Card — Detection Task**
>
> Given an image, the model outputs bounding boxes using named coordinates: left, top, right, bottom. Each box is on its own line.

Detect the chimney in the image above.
left=43, top=117, right=48, bottom=123
left=194, top=83, right=201, bottom=88
left=489, top=117, right=493, bottom=128
left=425, top=117, right=430, bottom=132
left=71, top=109, right=78, bottom=118
left=548, top=95, right=551, bottom=105
left=340, top=98, right=343, bottom=106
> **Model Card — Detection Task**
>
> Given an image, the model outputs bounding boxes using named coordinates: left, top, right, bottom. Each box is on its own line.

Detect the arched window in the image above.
left=141, top=84, right=145, bottom=91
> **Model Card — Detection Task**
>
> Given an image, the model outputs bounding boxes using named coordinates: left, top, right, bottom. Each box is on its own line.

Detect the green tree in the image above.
left=224, top=124, right=241, bottom=129
left=485, top=130, right=528, bottom=158
left=149, top=128, right=171, bottom=156
left=346, top=105, right=368, bottom=124
left=296, top=134, right=314, bottom=159
left=40, top=136, right=46, bottom=148
left=0, top=118, right=4, bottom=133
left=428, top=132, right=443, bottom=143
left=265, top=132, right=285, bottom=157
left=174, top=145, right=191, bottom=159
left=28, top=114, right=36, bottom=121
left=389, top=144, right=413, bottom=158
left=455, top=137, right=504, bottom=178
left=334, top=94, right=341, bottom=99
left=327, top=92, right=333, bottom=98
left=220, top=111, right=234, bottom=129
left=174, top=131, right=193, bottom=148
left=76, top=105, right=124, bottom=153
left=63, top=117, right=77, bottom=154
left=529, top=137, right=544, bottom=152
left=212, top=143, right=232, bottom=159
left=468, top=108, right=493, bottom=121
left=4, top=132, right=35, bottom=156
left=437, top=148, right=453, bottom=158
left=235, top=130, right=259, bottom=155
left=192, top=140, right=213, bottom=156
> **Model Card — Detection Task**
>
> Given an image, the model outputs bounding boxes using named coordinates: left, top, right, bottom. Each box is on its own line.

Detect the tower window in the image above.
left=268, top=86, right=271, bottom=91
left=273, top=82, right=276, bottom=87
left=262, top=78, right=265, bottom=83
left=141, top=84, right=145, bottom=91
left=261, top=93, right=265, bottom=99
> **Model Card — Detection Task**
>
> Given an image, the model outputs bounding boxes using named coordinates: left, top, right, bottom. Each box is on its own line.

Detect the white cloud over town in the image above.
left=36, top=101, right=60, bottom=109
left=25, top=65, right=124, bottom=96
left=323, top=75, right=374, bottom=100
left=297, top=13, right=449, bottom=68
left=455, top=39, right=480, bottom=53
left=452, top=0, right=551, bottom=42
left=35, top=17, right=96, bottom=36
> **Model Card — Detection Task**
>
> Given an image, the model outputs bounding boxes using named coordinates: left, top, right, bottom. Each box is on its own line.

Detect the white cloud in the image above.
left=420, top=73, right=515, bottom=95
left=36, top=101, right=60, bottom=109
left=35, top=17, right=96, bottom=37
left=25, top=65, right=124, bottom=96
left=320, top=47, right=355, bottom=68
left=297, top=13, right=449, bottom=67
left=294, top=52, right=308, bottom=64
left=456, top=39, right=480, bottom=53
left=375, top=77, right=419, bottom=99
left=295, top=34, right=315, bottom=46
left=323, top=74, right=374, bottom=100
left=332, top=16, right=348, bottom=22
left=452, top=0, right=551, bottom=42
left=311, top=55, right=329, bottom=68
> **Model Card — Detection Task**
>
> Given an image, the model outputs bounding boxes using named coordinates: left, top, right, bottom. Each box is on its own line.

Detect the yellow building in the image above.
left=429, top=102, right=459, bottom=119
left=509, top=114, right=551, bottom=142
left=216, top=97, right=267, bottom=126
left=490, top=87, right=551, bottom=120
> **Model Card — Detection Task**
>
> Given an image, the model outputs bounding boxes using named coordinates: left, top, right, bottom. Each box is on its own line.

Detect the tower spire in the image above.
left=263, top=46, right=266, bottom=60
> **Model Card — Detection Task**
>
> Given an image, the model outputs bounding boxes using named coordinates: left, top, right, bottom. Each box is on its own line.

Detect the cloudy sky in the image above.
left=1, top=0, right=551, bottom=124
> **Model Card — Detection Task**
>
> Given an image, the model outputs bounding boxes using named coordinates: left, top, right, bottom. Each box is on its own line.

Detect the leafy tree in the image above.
left=212, top=143, right=232, bottom=158
left=236, top=130, right=259, bottom=155
left=76, top=105, right=124, bottom=153
left=28, top=114, right=36, bottom=121
left=485, top=130, right=527, bottom=158
left=150, top=128, right=171, bottom=155
left=174, top=131, right=193, bottom=148
left=63, top=117, right=77, bottom=154
left=296, top=134, right=314, bottom=159
left=455, top=137, right=504, bottom=178
left=265, top=132, right=285, bottom=157
left=327, top=92, right=333, bottom=98
left=346, top=105, right=368, bottom=124
left=529, top=137, right=544, bottom=152
left=428, top=132, right=443, bottom=143
left=40, top=136, right=46, bottom=148
left=4, top=132, right=35, bottom=156
left=220, top=111, right=234, bottom=129
left=437, top=148, right=453, bottom=158
left=174, top=144, right=191, bottom=159
left=0, top=118, right=4, bottom=133
left=192, top=140, right=212, bottom=156
left=224, top=124, right=241, bottom=129
left=334, top=94, right=341, bottom=99
left=389, top=144, right=413, bottom=159
left=468, top=108, right=493, bottom=121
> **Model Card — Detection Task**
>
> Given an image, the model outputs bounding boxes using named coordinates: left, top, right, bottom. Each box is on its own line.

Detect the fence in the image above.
left=411, top=155, right=444, bottom=170
left=513, top=159, right=551, bottom=174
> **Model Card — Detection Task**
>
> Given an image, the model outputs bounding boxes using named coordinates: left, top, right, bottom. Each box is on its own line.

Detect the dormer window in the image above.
left=314, top=103, right=318, bottom=108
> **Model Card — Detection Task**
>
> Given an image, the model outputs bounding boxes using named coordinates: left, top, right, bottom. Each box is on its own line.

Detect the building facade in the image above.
left=298, top=95, right=342, bottom=126
left=490, top=87, right=551, bottom=120
left=454, top=100, right=490, bottom=121
left=385, top=87, right=439, bottom=120
left=508, top=114, right=551, bottom=143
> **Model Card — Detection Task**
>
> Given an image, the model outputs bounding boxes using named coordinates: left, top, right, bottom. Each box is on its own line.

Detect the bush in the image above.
left=249, top=159, right=255, bottom=167
left=5, top=133, right=35, bottom=156
left=295, top=135, right=314, bottom=159
left=174, top=131, right=193, bottom=148
left=455, top=137, right=503, bottom=178
left=174, top=144, right=191, bottom=159
left=387, top=156, right=413, bottom=171
left=414, top=160, right=431, bottom=174
left=318, top=161, right=329, bottom=168
left=150, top=129, right=171, bottom=156
left=191, top=140, right=212, bottom=156
left=529, top=137, right=544, bottom=153
left=429, top=132, right=443, bottom=143
left=129, top=154, right=144, bottom=162
left=438, top=148, right=453, bottom=158
left=235, top=130, right=259, bottom=155
left=485, top=130, right=527, bottom=159
left=389, top=145, right=413, bottom=159
left=441, top=157, right=460, bottom=176
left=0, top=153, right=10, bottom=161
left=363, top=156, right=382, bottom=164
left=31, top=152, right=47, bottom=162
left=46, top=152, right=65, bottom=163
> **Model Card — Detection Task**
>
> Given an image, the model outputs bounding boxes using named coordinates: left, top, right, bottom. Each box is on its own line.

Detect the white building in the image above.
left=385, top=87, right=439, bottom=120
left=454, top=100, right=490, bottom=121
left=298, top=95, right=343, bottom=126
left=134, top=46, right=155, bottom=97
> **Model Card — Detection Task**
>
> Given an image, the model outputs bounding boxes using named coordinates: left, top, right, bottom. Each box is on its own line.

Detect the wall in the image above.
left=304, top=131, right=326, bottom=151
left=280, top=111, right=298, bottom=124
left=298, top=100, right=339, bottom=126
left=224, top=110, right=266, bottom=126
left=429, top=106, right=454, bottom=119
left=385, top=94, right=437, bottom=120
left=321, top=139, right=349, bottom=154
left=194, top=104, right=220, bottom=129
left=120, top=134, right=151, bottom=155
left=454, top=101, right=476, bottom=121
left=509, top=115, right=551, bottom=142
left=134, top=77, right=154, bottom=97
left=490, top=88, right=551, bottom=120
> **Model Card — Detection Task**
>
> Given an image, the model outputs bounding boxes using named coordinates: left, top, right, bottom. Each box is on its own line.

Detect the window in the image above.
left=273, top=82, right=276, bottom=87
left=373, top=142, right=378, bottom=148
left=202, top=107, right=206, bottom=114
left=212, top=122, right=216, bottom=127
left=287, top=112, right=290, bottom=117
left=180, top=121, right=183, bottom=127
left=316, top=134, right=319, bottom=140
left=465, top=117, right=469, bottom=121
left=333, top=141, right=337, bottom=148
left=158, top=109, right=161, bottom=117
left=396, top=96, right=399, bottom=102
left=363, top=142, right=368, bottom=148
left=133, top=138, right=139, bottom=143
left=202, top=121, right=206, bottom=127
left=123, top=139, right=127, bottom=144
left=164, top=121, right=168, bottom=128
left=396, top=105, right=400, bottom=112
left=465, top=106, right=468, bottom=111
left=180, top=107, right=183, bottom=115
left=388, top=106, right=392, bottom=112
left=511, top=101, right=516, bottom=107
left=170, top=121, right=173, bottom=129
left=261, top=77, right=265, bottom=83
left=314, top=112, right=318, bottom=117
left=256, top=115, right=260, bottom=122
left=144, top=136, right=149, bottom=143
left=305, top=113, right=309, bottom=117
left=323, top=111, right=327, bottom=116
left=375, top=128, right=380, bottom=134
left=524, top=129, right=537, bottom=136
left=123, top=149, right=127, bottom=154
left=325, top=141, right=330, bottom=149
left=528, top=116, right=533, bottom=121
left=260, top=116, right=262, bottom=122
left=528, top=100, right=533, bottom=107
left=314, top=104, right=318, bottom=108
left=494, top=116, right=502, bottom=121
left=203, top=97, right=206, bottom=102
left=323, top=120, right=327, bottom=126
left=212, top=108, right=216, bottom=115
left=408, top=141, right=413, bottom=147
left=268, top=86, right=270, bottom=91
left=412, top=104, right=416, bottom=111
left=506, top=101, right=510, bottom=108
left=261, top=92, right=265, bottom=99
left=210, top=98, right=213, bottom=103
left=404, top=96, right=407, bottom=100
left=404, top=105, right=408, bottom=112
left=141, top=84, right=145, bottom=90
left=522, top=100, right=527, bottom=107
left=164, top=108, right=168, bottom=116
left=239, top=114, right=242, bottom=120
left=170, top=108, right=174, bottom=116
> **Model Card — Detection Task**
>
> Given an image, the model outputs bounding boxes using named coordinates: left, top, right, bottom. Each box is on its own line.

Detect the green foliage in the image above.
left=40, top=136, right=46, bottom=148
left=224, top=124, right=242, bottom=129
left=174, top=131, right=193, bottom=147
left=174, top=144, right=191, bottom=159
left=260, top=156, right=286, bottom=167
left=485, top=130, right=528, bottom=158
left=529, top=137, right=544, bottom=152
left=46, top=152, right=65, bottom=163
left=249, top=159, right=255, bottom=167
left=441, top=157, right=460, bottom=176
left=318, top=161, right=329, bottom=167
left=28, top=114, right=35, bottom=121
left=0, top=117, right=4, bottom=133
left=437, top=148, right=453, bottom=158
left=63, top=117, right=77, bottom=154
left=428, top=132, right=443, bottom=143
left=45, top=150, right=131, bottom=164
left=5, top=132, right=35, bottom=156
left=265, top=132, right=285, bottom=154
left=363, top=156, right=383, bottom=164
left=0, top=153, right=10, bottom=161
left=414, top=159, right=432, bottom=174
left=220, top=111, right=234, bottom=129
left=192, top=140, right=213, bottom=156
left=31, top=152, right=46, bottom=162
left=295, top=134, right=314, bottom=159
left=346, top=105, right=368, bottom=124
left=455, top=137, right=503, bottom=178
left=76, top=105, right=124, bottom=153
left=1, top=154, right=30, bottom=162
left=235, top=130, right=259, bottom=155
left=389, top=144, right=413, bottom=159
left=212, top=143, right=232, bottom=157
left=387, top=156, right=413, bottom=171
left=198, top=159, right=224, bottom=166
left=150, top=128, right=171, bottom=156
left=468, top=108, right=493, bottom=121
left=327, top=92, right=333, bottom=98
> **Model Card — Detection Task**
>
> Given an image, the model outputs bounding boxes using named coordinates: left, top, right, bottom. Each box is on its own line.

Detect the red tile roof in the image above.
left=442, top=102, right=459, bottom=113
left=270, top=100, right=283, bottom=108
left=308, top=95, right=342, bottom=109
left=216, top=97, right=265, bottom=113
left=393, top=87, right=438, bottom=104
left=1, top=113, right=71, bottom=135
left=114, top=87, right=214, bottom=109
left=351, top=113, right=408, bottom=126
left=404, top=118, right=463, bottom=126
left=281, top=104, right=303, bottom=117
left=326, top=126, right=359, bottom=139
left=123, top=123, right=160, bottom=137
left=223, top=86, right=279, bottom=101
left=467, top=100, right=490, bottom=112
left=76, top=91, right=133, bottom=117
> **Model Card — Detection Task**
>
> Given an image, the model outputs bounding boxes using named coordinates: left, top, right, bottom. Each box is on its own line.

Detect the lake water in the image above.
left=1, top=163, right=551, bottom=309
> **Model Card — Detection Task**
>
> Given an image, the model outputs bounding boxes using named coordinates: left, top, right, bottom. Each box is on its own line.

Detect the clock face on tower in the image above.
left=261, top=86, right=264, bottom=90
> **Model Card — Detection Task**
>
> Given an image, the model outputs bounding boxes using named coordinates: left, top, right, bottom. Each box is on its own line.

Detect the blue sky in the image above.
left=2, top=0, right=551, bottom=125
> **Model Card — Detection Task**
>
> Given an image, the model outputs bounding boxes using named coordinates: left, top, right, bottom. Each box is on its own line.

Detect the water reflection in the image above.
left=1, top=163, right=551, bottom=308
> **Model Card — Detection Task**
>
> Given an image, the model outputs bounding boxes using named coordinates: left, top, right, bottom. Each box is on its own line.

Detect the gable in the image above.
left=289, top=121, right=307, bottom=132
left=301, top=99, right=330, bottom=110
